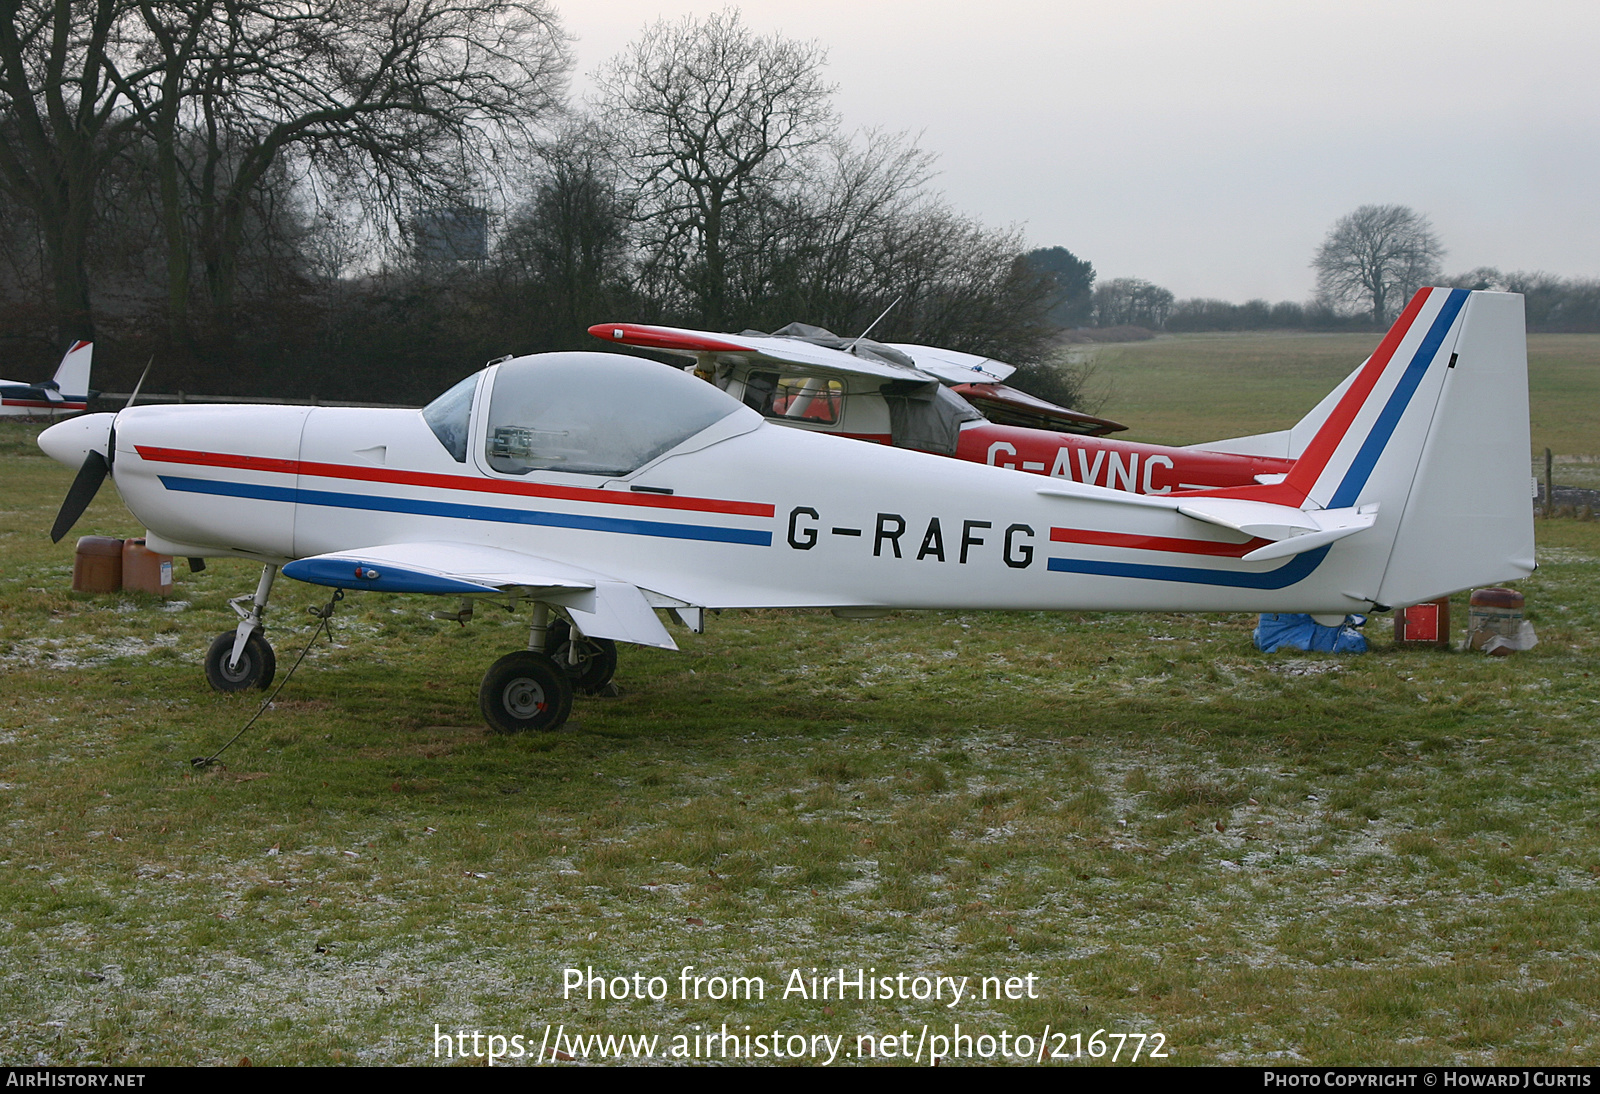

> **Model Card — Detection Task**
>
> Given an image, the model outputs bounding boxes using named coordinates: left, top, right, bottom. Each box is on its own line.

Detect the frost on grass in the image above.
left=1536, top=547, right=1599, bottom=564
left=3, top=634, right=178, bottom=669
left=1268, top=659, right=1344, bottom=678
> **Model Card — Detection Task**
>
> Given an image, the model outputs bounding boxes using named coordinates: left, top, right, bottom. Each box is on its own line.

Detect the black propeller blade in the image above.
left=50, top=449, right=109, bottom=544
left=126, top=356, right=152, bottom=408
left=47, top=356, right=150, bottom=543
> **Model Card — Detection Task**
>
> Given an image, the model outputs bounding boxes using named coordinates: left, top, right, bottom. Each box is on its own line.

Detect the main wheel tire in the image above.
left=205, top=630, right=277, bottom=692
left=479, top=651, right=573, bottom=733
left=545, top=619, right=618, bottom=694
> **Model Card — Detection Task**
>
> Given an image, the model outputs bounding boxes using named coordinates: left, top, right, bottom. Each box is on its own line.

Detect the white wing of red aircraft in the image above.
left=586, top=321, right=1301, bottom=493
left=39, top=290, right=1534, bottom=734
left=1, top=341, right=93, bottom=417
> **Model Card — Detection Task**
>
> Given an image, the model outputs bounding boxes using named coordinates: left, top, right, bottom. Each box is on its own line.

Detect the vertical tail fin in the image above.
left=1277, top=288, right=1534, bottom=605
left=50, top=340, right=93, bottom=399
left=1179, top=289, right=1532, bottom=609
left=1375, top=291, right=1534, bottom=605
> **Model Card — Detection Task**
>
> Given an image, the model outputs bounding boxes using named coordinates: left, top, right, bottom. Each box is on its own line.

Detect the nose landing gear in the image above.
left=205, top=630, right=276, bottom=691
left=204, top=564, right=279, bottom=691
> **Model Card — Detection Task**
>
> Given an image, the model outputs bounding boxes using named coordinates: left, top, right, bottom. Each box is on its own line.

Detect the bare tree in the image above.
left=585, top=13, right=1056, bottom=362
left=135, top=0, right=571, bottom=331
left=686, top=124, right=1056, bottom=363
left=857, top=208, right=1057, bottom=360
left=493, top=126, right=633, bottom=347
left=1313, top=204, right=1444, bottom=325
left=0, top=0, right=167, bottom=344
left=0, top=0, right=569, bottom=345
left=1093, top=278, right=1174, bottom=328
left=592, top=10, right=834, bottom=328
left=725, top=127, right=933, bottom=331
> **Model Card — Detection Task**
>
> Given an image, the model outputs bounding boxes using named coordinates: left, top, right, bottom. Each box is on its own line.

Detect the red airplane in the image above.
left=588, top=322, right=1299, bottom=495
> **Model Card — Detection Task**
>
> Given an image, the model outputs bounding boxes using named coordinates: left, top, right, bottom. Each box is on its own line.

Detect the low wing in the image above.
left=588, top=322, right=941, bottom=384
left=280, top=541, right=678, bottom=649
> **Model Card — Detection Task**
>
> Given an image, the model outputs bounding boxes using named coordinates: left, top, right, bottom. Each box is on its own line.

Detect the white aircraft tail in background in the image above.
left=1, top=341, right=93, bottom=417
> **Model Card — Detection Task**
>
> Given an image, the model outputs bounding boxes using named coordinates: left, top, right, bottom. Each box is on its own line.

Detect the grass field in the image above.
left=2, top=337, right=1598, bottom=1066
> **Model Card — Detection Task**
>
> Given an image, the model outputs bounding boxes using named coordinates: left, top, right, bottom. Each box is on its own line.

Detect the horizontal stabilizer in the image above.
left=1176, top=498, right=1321, bottom=541
left=1177, top=500, right=1376, bottom=556
left=1037, top=478, right=1342, bottom=544
left=1239, top=507, right=1378, bottom=561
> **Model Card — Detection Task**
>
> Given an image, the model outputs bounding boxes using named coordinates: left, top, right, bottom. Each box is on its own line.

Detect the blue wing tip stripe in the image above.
left=283, top=557, right=500, bottom=595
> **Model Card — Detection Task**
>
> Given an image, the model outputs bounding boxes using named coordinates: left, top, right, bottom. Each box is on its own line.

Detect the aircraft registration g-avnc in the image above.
left=40, top=289, right=1533, bottom=733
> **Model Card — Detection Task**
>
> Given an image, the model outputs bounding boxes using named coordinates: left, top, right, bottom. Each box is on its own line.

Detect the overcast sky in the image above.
left=557, top=0, right=1599, bottom=303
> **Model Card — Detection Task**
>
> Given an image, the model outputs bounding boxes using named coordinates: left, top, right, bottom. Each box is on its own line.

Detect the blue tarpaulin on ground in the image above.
left=1253, top=613, right=1368, bottom=654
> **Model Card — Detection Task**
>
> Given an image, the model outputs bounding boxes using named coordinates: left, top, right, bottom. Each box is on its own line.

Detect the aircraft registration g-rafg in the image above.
left=586, top=320, right=1298, bottom=493
left=2, top=341, right=93, bottom=417
left=39, top=289, right=1533, bottom=734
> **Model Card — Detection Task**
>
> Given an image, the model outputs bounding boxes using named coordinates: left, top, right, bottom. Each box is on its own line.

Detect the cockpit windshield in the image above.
left=421, top=373, right=479, bottom=462
left=484, top=352, right=742, bottom=476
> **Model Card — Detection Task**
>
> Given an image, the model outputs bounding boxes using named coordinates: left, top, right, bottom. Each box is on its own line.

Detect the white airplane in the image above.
left=38, top=289, right=1533, bottom=733
left=2, top=340, right=93, bottom=417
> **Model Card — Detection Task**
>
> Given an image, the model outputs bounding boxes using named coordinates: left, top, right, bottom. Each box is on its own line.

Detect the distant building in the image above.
left=410, top=206, right=488, bottom=264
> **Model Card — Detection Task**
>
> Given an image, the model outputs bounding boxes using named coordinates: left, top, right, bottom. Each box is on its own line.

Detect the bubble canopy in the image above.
left=481, top=352, right=747, bottom=477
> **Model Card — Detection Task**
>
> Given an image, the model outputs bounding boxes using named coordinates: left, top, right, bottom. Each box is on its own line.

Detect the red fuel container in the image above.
left=1394, top=597, right=1450, bottom=648
left=122, top=537, right=174, bottom=596
left=73, top=536, right=124, bottom=593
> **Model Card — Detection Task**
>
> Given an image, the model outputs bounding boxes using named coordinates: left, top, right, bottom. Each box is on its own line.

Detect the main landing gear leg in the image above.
left=546, top=617, right=618, bottom=695
left=205, top=564, right=279, bottom=691
left=528, top=602, right=550, bottom=654
left=477, top=601, right=574, bottom=733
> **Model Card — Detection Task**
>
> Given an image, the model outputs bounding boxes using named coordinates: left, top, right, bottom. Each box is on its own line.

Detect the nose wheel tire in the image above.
left=545, top=619, right=618, bottom=694
left=205, top=631, right=277, bottom=691
left=479, top=651, right=573, bottom=733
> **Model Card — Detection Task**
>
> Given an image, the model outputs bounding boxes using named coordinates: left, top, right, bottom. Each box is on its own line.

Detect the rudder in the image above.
left=1375, top=291, right=1534, bottom=606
